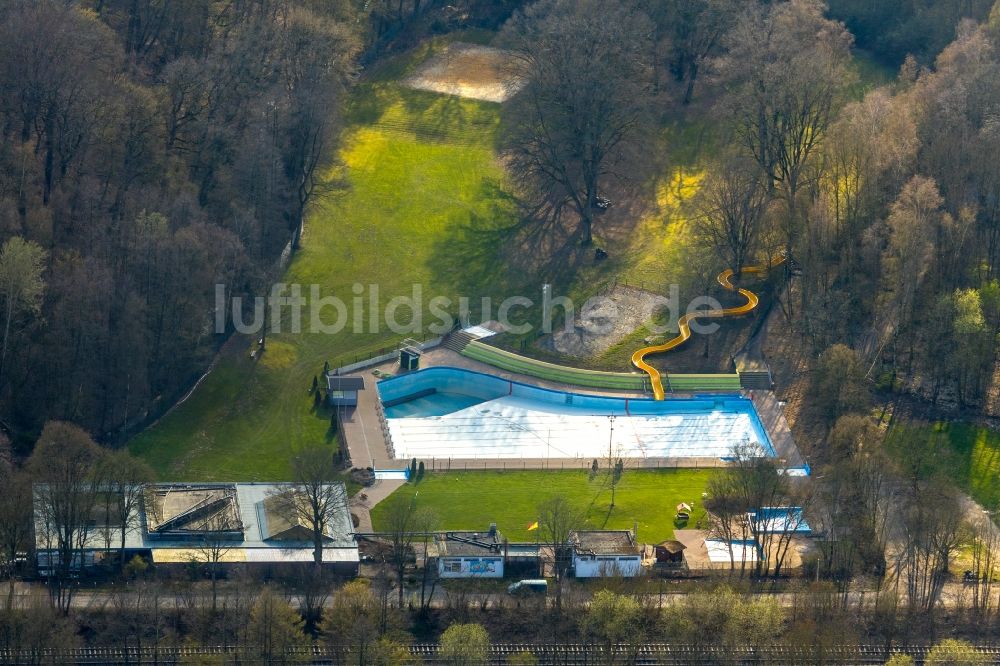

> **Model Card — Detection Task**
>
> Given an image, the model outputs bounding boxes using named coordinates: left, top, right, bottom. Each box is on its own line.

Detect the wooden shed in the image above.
left=654, top=539, right=686, bottom=564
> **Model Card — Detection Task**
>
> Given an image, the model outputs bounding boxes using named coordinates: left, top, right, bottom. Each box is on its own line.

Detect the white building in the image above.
left=569, top=530, right=641, bottom=578
left=432, top=525, right=505, bottom=578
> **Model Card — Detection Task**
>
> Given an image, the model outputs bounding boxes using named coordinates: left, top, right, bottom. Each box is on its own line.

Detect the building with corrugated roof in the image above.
left=33, top=482, right=359, bottom=576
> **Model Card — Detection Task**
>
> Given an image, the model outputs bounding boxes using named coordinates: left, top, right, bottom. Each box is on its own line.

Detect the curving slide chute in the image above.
left=631, top=253, right=786, bottom=400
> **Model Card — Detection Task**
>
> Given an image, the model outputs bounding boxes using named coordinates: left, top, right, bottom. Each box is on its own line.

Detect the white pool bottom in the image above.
left=373, top=470, right=410, bottom=480
left=387, top=395, right=769, bottom=460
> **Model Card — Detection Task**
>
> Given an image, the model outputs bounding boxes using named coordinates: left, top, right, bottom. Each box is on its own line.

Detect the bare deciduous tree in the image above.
left=719, top=0, right=853, bottom=263
left=644, top=0, right=738, bottom=103
left=501, top=0, right=653, bottom=245
left=189, top=512, right=240, bottom=614
left=693, top=155, right=771, bottom=282
left=381, top=494, right=436, bottom=607
left=0, top=465, right=31, bottom=609
left=967, top=514, right=1000, bottom=624
left=28, top=422, right=106, bottom=614
left=98, top=450, right=154, bottom=566
left=706, top=439, right=804, bottom=577
left=538, top=495, right=581, bottom=610
left=895, top=479, right=963, bottom=615
left=704, top=470, right=750, bottom=576
left=269, top=446, right=349, bottom=566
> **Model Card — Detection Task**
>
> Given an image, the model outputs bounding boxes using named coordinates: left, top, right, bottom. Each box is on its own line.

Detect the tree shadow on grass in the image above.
left=426, top=181, right=523, bottom=310
left=344, top=84, right=386, bottom=128
left=599, top=505, right=615, bottom=529
left=397, top=88, right=497, bottom=143
left=427, top=180, right=596, bottom=322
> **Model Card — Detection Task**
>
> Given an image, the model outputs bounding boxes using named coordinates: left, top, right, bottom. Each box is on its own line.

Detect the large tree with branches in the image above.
left=719, top=0, right=853, bottom=261
left=269, top=446, right=350, bottom=567
left=693, top=154, right=771, bottom=281
left=501, top=0, right=654, bottom=245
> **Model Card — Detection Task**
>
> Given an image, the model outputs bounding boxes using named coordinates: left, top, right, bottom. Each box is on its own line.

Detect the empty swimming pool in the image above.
left=378, top=367, right=775, bottom=461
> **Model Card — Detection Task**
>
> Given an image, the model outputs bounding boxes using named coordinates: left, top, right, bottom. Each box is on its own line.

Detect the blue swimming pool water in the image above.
left=377, top=367, right=779, bottom=462
left=379, top=367, right=759, bottom=419
left=750, top=507, right=811, bottom=533
left=385, top=391, right=484, bottom=418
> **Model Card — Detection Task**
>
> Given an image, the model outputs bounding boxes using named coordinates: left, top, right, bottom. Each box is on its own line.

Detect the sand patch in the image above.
left=541, top=286, right=673, bottom=359
left=403, top=42, right=525, bottom=103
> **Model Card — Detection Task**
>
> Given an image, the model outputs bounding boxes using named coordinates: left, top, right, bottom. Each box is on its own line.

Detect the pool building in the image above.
left=33, top=483, right=360, bottom=575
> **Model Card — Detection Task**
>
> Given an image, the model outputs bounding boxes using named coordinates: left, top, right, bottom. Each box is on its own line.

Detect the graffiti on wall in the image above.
left=468, top=558, right=498, bottom=574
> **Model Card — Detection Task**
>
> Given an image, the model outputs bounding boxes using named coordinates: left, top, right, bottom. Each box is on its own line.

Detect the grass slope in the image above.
left=130, top=44, right=522, bottom=480
left=371, top=469, right=712, bottom=543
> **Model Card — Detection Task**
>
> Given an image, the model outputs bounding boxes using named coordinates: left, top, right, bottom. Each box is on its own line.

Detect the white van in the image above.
left=507, top=579, right=548, bottom=595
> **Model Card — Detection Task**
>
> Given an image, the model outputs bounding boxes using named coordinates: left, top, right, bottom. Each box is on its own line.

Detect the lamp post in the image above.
left=609, top=414, right=617, bottom=508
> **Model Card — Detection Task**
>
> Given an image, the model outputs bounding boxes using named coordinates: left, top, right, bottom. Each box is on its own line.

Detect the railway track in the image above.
left=3, top=642, right=999, bottom=665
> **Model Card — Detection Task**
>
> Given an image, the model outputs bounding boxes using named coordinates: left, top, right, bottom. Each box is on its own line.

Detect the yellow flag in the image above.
left=527, top=521, right=539, bottom=531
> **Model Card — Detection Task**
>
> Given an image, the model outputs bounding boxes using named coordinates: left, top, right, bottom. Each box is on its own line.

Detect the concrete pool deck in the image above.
left=336, top=346, right=805, bottom=473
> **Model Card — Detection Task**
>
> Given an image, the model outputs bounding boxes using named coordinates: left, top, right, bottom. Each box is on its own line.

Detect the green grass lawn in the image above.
left=370, top=469, right=713, bottom=543
left=126, top=34, right=703, bottom=481
left=885, top=420, right=1000, bottom=510
left=129, top=39, right=525, bottom=480
left=127, top=33, right=897, bottom=483
left=847, top=48, right=896, bottom=98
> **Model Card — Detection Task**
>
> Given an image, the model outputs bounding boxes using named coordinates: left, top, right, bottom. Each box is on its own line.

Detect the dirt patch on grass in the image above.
left=539, top=285, right=671, bottom=359
left=403, top=42, right=524, bottom=102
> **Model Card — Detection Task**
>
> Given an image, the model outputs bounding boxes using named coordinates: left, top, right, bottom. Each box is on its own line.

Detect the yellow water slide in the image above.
left=631, top=253, right=786, bottom=400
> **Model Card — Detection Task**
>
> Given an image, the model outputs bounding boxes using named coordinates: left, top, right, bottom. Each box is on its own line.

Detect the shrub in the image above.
left=440, top=623, right=489, bottom=666
left=508, top=652, right=538, bottom=666
left=884, top=654, right=914, bottom=666
left=925, top=639, right=989, bottom=665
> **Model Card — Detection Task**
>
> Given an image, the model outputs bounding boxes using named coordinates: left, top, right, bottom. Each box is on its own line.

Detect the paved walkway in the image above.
left=417, top=456, right=730, bottom=472
left=750, top=391, right=807, bottom=470
left=351, top=479, right=406, bottom=533
left=339, top=371, right=395, bottom=469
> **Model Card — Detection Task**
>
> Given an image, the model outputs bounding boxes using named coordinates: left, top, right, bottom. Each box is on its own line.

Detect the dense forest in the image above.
left=789, top=9, right=1000, bottom=411
left=0, top=0, right=995, bottom=448
left=0, top=0, right=522, bottom=450
left=0, top=0, right=360, bottom=447
left=827, top=0, right=996, bottom=66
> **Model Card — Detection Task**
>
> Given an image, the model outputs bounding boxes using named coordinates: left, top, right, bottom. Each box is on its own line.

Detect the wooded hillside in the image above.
left=0, top=0, right=363, bottom=446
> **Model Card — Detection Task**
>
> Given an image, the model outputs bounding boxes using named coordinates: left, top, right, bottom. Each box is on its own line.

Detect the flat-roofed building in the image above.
left=144, top=484, right=244, bottom=540
left=569, top=530, right=641, bottom=578
left=34, top=482, right=359, bottom=576
left=325, top=376, right=365, bottom=407
left=430, top=524, right=505, bottom=578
